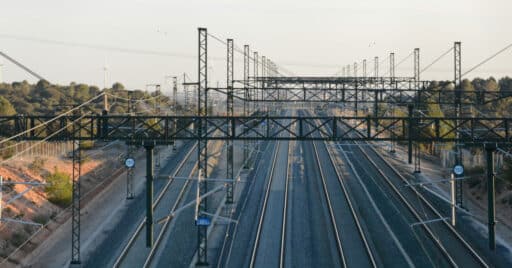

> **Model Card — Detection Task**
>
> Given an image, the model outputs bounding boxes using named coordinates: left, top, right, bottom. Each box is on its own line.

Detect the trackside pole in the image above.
left=145, top=143, right=155, bottom=248
left=450, top=173, right=456, bottom=226
left=485, top=143, right=496, bottom=250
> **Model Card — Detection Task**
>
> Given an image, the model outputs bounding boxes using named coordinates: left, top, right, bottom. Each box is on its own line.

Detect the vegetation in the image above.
left=0, top=80, right=175, bottom=157
left=29, top=157, right=46, bottom=173
left=0, top=80, right=171, bottom=116
left=10, top=231, right=28, bottom=247
left=32, top=213, right=51, bottom=225
left=44, top=167, right=72, bottom=207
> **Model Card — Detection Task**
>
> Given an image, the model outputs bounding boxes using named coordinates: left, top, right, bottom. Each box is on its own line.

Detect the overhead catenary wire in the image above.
left=208, top=31, right=293, bottom=76
left=0, top=33, right=224, bottom=61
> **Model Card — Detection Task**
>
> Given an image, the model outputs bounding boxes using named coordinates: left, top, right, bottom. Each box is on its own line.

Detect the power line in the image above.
left=462, top=42, right=512, bottom=77
left=396, top=51, right=414, bottom=69
left=0, top=33, right=204, bottom=59
left=420, top=47, right=453, bottom=74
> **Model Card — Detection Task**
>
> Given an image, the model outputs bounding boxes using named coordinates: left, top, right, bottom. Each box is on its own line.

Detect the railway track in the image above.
left=249, top=113, right=293, bottom=268
left=304, top=110, right=376, bottom=268
left=328, top=112, right=489, bottom=267
left=313, top=140, right=377, bottom=267
left=248, top=139, right=290, bottom=268
left=113, top=143, right=197, bottom=267
left=355, top=141, right=489, bottom=267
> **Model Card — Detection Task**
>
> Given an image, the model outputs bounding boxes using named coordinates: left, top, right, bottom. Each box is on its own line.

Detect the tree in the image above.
left=112, top=82, right=125, bottom=91
left=484, top=77, right=499, bottom=91
left=0, top=96, right=16, bottom=116
left=499, top=77, right=512, bottom=97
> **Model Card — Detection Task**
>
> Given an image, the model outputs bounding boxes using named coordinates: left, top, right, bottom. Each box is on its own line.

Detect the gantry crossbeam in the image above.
left=2, top=115, right=511, bottom=144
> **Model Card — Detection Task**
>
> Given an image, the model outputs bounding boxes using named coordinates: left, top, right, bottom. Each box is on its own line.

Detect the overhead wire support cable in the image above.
left=420, top=47, right=454, bottom=74
left=0, top=51, right=46, bottom=81
left=462, top=42, right=512, bottom=77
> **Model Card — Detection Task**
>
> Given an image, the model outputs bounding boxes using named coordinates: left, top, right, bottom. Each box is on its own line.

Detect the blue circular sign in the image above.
left=125, top=158, right=135, bottom=168
left=453, top=165, right=464, bottom=175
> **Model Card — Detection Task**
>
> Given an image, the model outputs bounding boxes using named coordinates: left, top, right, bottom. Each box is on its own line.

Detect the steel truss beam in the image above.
left=4, top=115, right=511, bottom=144
left=217, top=82, right=511, bottom=105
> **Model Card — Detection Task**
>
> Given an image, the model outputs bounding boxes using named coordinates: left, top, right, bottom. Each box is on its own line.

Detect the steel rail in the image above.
left=359, top=141, right=489, bottom=267
left=311, top=115, right=377, bottom=267
left=112, top=142, right=197, bottom=267
left=142, top=146, right=202, bottom=267
left=335, top=116, right=487, bottom=267
left=310, top=139, right=347, bottom=267
left=248, top=139, right=281, bottom=268
left=337, top=136, right=458, bottom=266
left=279, top=134, right=292, bottom=268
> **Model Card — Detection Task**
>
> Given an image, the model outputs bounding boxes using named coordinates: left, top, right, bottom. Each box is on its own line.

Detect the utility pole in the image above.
left=103, top=63, right=109, bottom=113
left=485, top=143, right=497, bottom=250
left=172, top=77, right=178, bottom=151
left=390, top=52, right=396, bottom=153
left=374, top=57, right=379, bottom=78
left=363, top=59, right=367, bottom=78
left=70, top=109, right=82, bottom=265
left=243, top=45, right=250, bottom=168
left=262, top=56, right=267, bottom=112
left=184, top=73, right=189, bottom=113
left=196, top=27, right=209, bottom=266
left=412, top=48, right=420, bottom=172
left=226, top=38, right=234, bottom=204
left=414, top=48, right=420, bottom=89
left=254, top=52, right=259, bottom=112
left=454, top=42, right=464, bottom=207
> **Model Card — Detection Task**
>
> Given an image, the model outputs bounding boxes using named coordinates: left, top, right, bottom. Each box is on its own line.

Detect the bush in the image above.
left=45, top=168, right=72, bottom=207
left=33, top=213, right=50, bottom=225
left=11, top=231, right=28, bottom=247
left=79, top=140, right=94, bottom=150
left=29, top=157, right=46, bottom=173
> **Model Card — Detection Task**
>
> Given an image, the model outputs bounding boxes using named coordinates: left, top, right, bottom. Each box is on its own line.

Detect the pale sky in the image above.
left=0, top=0, right=510, bottom=91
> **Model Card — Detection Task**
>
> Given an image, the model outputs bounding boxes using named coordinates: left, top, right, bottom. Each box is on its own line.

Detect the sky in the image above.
left=0, top=0, right=510, bottom=92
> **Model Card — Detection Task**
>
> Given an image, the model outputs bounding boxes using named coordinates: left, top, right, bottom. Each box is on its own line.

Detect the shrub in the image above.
left=29, top=157, right=46, bottom=173
left=79, top=140, right=94, bottom=150
left=45, top=167, right=72, bottom=207
left=11, top=231, right=28, bottom=247
left=33, top=213, right=50, bottom=225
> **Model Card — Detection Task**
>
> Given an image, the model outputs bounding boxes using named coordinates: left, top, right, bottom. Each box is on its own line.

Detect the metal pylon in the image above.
left=454, top=41, right=463, bottom=207
left=196, top=27, right=209, bottom=266
left=226, top=38, right=234, bottom=204
left=243, top=44, right=250, bottom=168
left=71, top=117, right=81, bottom=265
